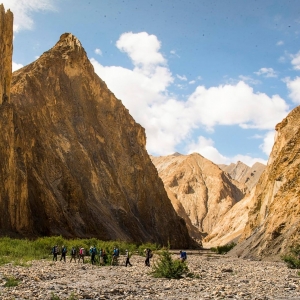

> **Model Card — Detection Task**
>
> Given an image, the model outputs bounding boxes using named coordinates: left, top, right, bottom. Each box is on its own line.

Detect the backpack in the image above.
left=149, top=250, right=153, bottom=258
left=80, top=248, right=85, bottom=256
left=62, top=247, right=67, bottom=254
left=71, top=248, right=76, bottom=256
left=116, top=248, right=119, bottom=257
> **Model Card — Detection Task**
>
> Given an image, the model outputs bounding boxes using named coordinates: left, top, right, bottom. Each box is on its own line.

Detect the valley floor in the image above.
left=0, top=253, right=299, bottom=299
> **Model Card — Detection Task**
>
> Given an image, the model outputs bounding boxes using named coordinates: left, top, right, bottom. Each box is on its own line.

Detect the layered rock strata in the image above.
left=151, top=153, right=246, bottom=239
left=231, top=106, right=300, bottom=259
left=1, top=32, right=192, bottom=248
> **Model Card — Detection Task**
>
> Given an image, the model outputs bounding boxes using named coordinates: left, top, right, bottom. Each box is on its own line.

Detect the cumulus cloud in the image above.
left=254, top=67, right=278, bottom=78
left=94, top=48, right=102, bottom=56
left=2, top=0, right=55, bottom=32
left=91, top=32, right=289, bottom=161
left=291, top=51, right=300, bottom=70
left=186, top=136, right=267, bottom=165
left=286, top=76, right=300, bottom=104
left=12, top=61, right=24, bottom=71
left=259, top=130, right=275, bottom=156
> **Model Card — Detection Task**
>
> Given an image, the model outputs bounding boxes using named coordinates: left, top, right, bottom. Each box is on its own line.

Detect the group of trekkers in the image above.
left=51, top=245, right=134, bottom=267
left=51, top=245, right=187, bottom=267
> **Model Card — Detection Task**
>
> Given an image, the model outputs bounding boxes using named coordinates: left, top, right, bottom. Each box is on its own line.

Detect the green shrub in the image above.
left=211, top=242, right=236, bottom=254
left=4, top=276, right=19, bottom=287
left=282, top=244, right=300, bottom=269
left=151, top=249, right=188, bottom=279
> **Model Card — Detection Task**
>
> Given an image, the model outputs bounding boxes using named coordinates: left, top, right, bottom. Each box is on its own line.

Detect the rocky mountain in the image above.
left=219, top=161, right=265, bottom=191
left=202, top=188, right=255, bottom=248
left=0, top=28, right=193, bottom=247
left=151, top=153, right=246, bottom=239
left=230, top=106, right=300, bottom=259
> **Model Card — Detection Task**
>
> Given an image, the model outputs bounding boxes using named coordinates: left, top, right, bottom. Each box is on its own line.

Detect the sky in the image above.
left=2, top=0, right=300, bottom=166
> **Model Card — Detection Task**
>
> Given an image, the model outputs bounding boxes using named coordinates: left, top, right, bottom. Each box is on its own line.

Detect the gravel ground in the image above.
left=0, top=253, right=299, bottom=299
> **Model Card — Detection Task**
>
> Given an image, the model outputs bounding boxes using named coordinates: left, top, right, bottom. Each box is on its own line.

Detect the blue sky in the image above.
left=3, top=0, right=300, bottom=166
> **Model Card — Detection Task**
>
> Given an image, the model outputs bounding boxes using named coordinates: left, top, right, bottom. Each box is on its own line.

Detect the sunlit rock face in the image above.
left=219, top=161, right=266, bottom=191
left=151, top=153, right=246, bottom=240
left=230, top=106, right=300, bottom=259
left=4, top=33, right=192, bottom=247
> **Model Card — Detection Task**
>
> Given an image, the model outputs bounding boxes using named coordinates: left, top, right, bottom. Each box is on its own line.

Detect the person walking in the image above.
left=60, top=245, right=67, bottom=262
left=90, top=246, right=97, bottom=265
left=99, top=248, right=104, bottom=266
left=179, top=250, right=187, bottom=262
left=145, top=248, right=152, bottom=267
left=52, top=245, right=58, bottom=261
left=125, top=249, right=132, bottom=267
left=70, top=247, right=77, bottom=263
left=78, top=247, right=85, bottom=263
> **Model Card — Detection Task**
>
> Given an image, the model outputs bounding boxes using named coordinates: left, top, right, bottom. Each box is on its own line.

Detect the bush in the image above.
left=282, top=244, right=300, bottom=269
left=211, top=242, right=236, bottom=254
left=151, top=249, right=188, bottom=279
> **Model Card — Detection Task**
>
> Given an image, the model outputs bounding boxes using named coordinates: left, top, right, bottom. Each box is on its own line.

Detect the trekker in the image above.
left=111, top=247, right=119, bottom=266
left=90, top=246, right=97, bottom=265
left=179, top=250, right=187, bottom=262
left=125, top=249, right=132, bottom=267
left=70, top=247, right=77, bottom=263
left=145, top=248, right=152, bottom=267
left=52, top=245, right=58, bottom=261
left=60, top=245, right=67, bottom=262
left=99, top=248, right=104, bottom=266
left=78, top=247, right=85, bottom=263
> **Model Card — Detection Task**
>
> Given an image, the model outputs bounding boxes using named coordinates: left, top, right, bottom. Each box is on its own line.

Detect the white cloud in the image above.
left=286, top=76, right=300, bottom=104
left=176, top=74, right=187, bottom=81
left=238, top=75, right=261, bottom=85
left=91, top=32, right=289, bottom=157
left=12, top=61, right=24, bottom=71
left=2, top=0, right=56, bottom=32
left=276, top=40, right=284, bottom=46
left=116, top=32, right=166, bottom=72
left=94, top=48, right=102, bottom=56
left=186, top=136, right=267, bottom=165
left=189, top=80, right=196, bottom=84
left=291, top=51, right=300, bottom=70
left=254, top=67, right=278, bottom=78
left=259, top=130, right=275, bottom=156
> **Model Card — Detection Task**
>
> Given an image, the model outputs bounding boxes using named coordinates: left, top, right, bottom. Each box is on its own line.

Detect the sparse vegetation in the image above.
left=151, top=249, right=189, bottom=279
left=282, top=244, right=300, bottom=269
left=211, top=242, right=236, bottom=254
left=0, top=236, right=160, bottom=266
left=3, top=275, right=19, bottom=287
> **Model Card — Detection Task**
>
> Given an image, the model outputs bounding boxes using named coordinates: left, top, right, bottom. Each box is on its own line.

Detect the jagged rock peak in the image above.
left=172, top=152, right=182, bottom=156
left=55, top=33, right=83, bottom=50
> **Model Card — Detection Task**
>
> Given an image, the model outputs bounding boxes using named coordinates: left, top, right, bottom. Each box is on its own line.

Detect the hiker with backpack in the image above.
left=89, top=246, right=97, bottom=265
left=78, top=247, right=85, bottom=263
left=125, top=249, right=132, bottom=267
left=60, top=245, right=67, bottom=262
left=70, top=247, right=77, bottom=263
left=145, top=248, right=152, bottom=267
left=179, top=250, right=187, bottom=262
left=111, top=247, right=119, bottom=266
left=52, top=245, right=58, bottom=261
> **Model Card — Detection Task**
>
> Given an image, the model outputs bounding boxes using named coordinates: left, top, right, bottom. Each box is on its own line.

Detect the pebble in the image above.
left=0, top=254, right=299, bottom=299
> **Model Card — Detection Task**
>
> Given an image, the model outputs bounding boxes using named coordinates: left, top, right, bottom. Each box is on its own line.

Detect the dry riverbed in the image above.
left=0, top=253, right=299, bottom=299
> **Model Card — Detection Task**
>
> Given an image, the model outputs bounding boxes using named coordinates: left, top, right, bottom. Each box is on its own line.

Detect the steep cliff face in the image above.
left=6, top=33, right=192, bottom=247
left=0, top=4, right=12, bottom=105
left=219, top=161, right=265, bottom=191
left=230, top=106, right=300, bottom=259
left=151, top=153, right=246, bottom=238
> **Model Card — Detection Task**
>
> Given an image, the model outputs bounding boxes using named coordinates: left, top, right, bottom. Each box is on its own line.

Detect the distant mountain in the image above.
left=219, top=161, right=265, bottom=191
left=151, top=153, right=246, bottom=239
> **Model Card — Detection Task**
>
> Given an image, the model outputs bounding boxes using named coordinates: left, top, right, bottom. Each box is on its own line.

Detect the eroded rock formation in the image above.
left=230, top=106, right=300, bottom=259
left=151, top=153, right=246, bottom=239
left=1, top=31, right=192, bottom=248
